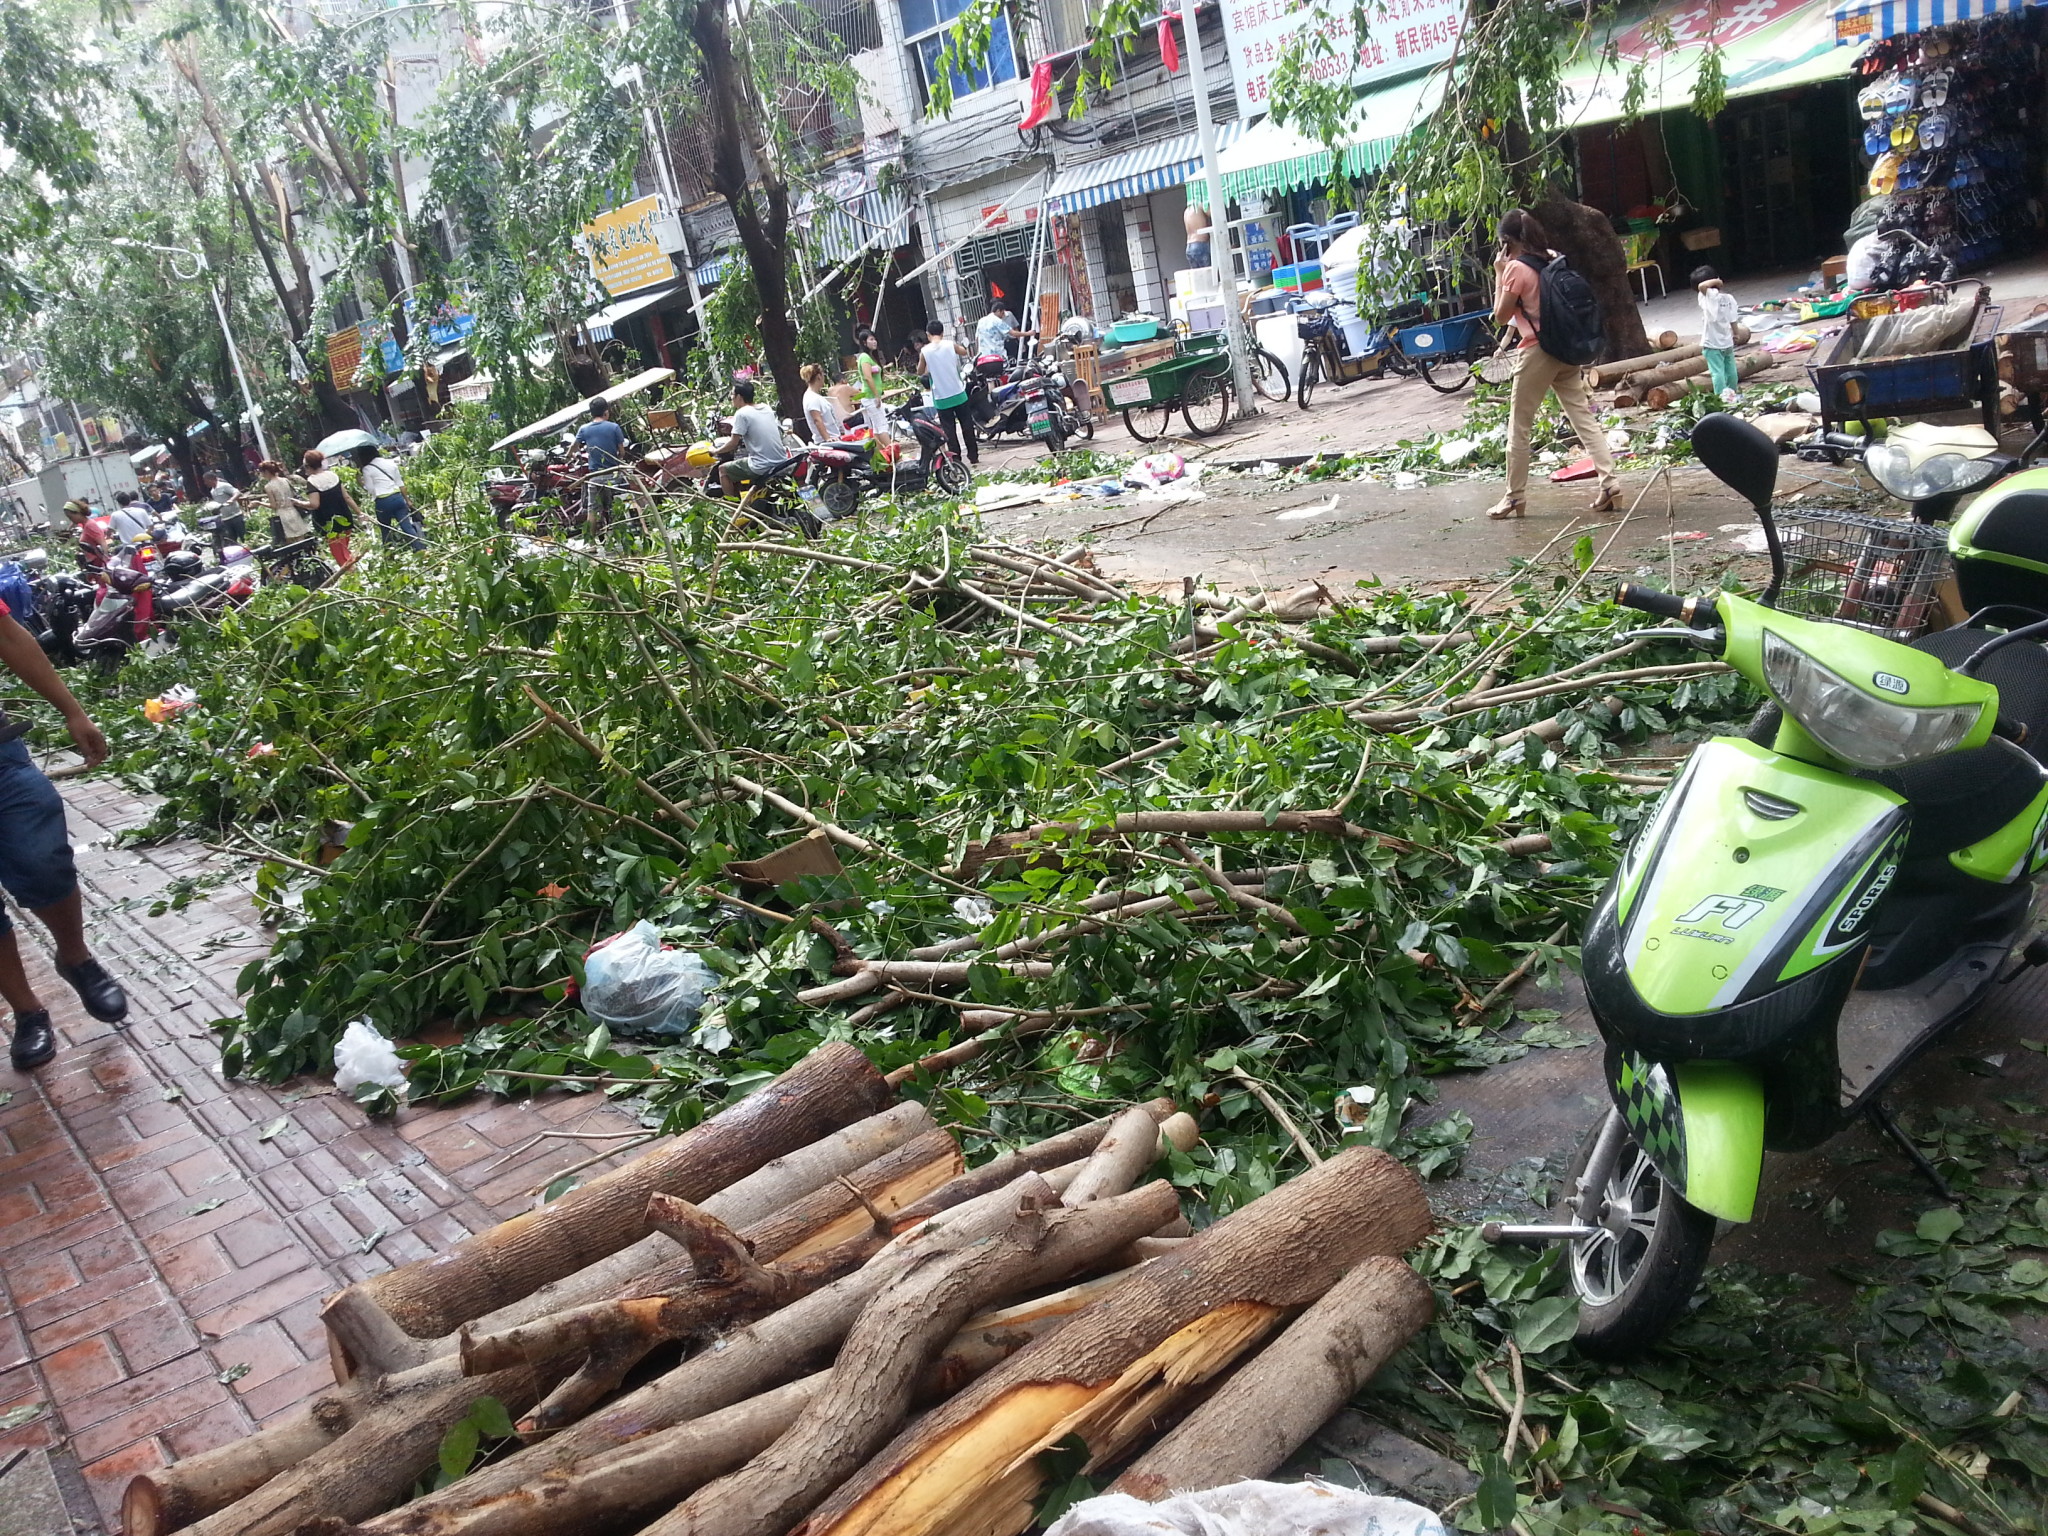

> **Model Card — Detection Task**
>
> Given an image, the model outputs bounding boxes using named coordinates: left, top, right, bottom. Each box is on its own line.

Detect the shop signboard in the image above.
left=583, top=195, right=682, bottom=298
left=1220, top=0, right=1463, bottom=118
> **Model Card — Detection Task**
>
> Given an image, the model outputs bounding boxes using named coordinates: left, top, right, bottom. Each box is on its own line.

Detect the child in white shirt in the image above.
left=1693, top=266, right=1741, bottom=399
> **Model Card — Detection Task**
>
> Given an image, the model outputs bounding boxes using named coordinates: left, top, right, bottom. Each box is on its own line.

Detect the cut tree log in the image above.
left=744, top=1129, right=964, bottom=1263
left=1627, top=342, right=1761, bottom=395
left=1644, top=352, right=1771, bottom=409
left=124, top=1394, right=362, bottom=1536
left=888, top=1101, right=1173, bottom=1230
left=339, top=1275, right=1139, bottom=1536
left=642, top=1188, right=1129, bottom=1536
left=1109, top=1255, right=1435, bottom=1499
left=1585, top=326, right=1747, bottom=389
left=798, top=1145, right=1432, bottom=1536
left=338, top=1041, right=891, bottom=1343
left=324, top=1101, right=942, bottom=1382
left=1063, top=1105, right=1177, bottom=1207
left=360, top=1176, right=1181, bottom=1525
left=176, top=1355, right=564, bottom=1536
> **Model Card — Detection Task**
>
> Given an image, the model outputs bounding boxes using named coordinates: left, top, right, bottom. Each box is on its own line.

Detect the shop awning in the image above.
left=583, top=285, right=683, bottom=343
left=694, top=252, right=734, bottom=288
left=490, top=367, right=675, bottom=450
left=1560, top=0, right=1853, bottom=126
left=1193, top=69, right=1445, bottom=205
left=1830, top=0, right=2039, bottom=43
left=1047, top=121, right=1247, bottom=214
left=811, top=187, right=913, bottom=264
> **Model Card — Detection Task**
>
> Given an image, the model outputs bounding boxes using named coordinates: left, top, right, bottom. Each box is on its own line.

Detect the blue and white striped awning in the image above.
left=694, top=252, right=734, bottom=287
left=1047, top=121, right=1246, bottom=215
left=811, top=187, right=914, bottom=265
left=1832, top=0, right=2039, bottom=42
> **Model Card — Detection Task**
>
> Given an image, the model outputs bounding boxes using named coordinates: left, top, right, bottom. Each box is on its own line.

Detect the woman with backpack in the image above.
left=1488, top=209, right=1621, bottom=521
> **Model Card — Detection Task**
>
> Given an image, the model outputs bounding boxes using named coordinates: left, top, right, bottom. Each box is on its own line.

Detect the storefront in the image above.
left=1560, top=0, right=1861, bottom=278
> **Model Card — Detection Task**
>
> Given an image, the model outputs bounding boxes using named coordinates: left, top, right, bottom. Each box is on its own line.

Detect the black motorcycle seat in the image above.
left=1867, top=736, right=2045, bottom=862
left=1908, top=627, right=2048, bottom=764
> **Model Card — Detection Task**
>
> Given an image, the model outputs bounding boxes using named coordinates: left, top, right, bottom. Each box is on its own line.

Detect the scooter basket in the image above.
left=1769, top=506, right=1951, bottom=639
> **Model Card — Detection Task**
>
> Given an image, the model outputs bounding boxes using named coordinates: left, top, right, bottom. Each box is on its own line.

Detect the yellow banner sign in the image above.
left=584, top=196, right=676, bottom=298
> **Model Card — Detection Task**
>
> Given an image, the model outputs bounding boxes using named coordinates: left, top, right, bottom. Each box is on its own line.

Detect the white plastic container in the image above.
left=1176, top=265, right=1222, bottom=300
left=1339, top=316, right=1373, bottom=358
left=1184, top=303, right=1227, bottom=333
left=1254, top=314, right=1303, bottom=384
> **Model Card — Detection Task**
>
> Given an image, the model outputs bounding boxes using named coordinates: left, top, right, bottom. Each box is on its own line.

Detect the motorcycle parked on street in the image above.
left=1489, top=412, right=2048, bottom=1354
left=156, top=546, right=258, bottom=624
left=969, top=352, right=1092, bottom=452
left=72, top=558, right=154, bottom=671
left=802, top=404, right=974, bottom=518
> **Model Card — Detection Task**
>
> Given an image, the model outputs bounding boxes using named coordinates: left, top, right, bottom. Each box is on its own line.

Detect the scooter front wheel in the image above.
left=1561, top=1110, right=1716, bottom=1358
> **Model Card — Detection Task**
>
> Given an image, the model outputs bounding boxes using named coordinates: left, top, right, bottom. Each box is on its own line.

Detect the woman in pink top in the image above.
left=1486, top=210, right=1620, bottom=520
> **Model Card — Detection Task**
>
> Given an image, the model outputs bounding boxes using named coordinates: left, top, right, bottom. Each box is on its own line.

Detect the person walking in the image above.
left=854, top=330, right=890, bottom=437
left=208, top=469, right=246, bottom=550
left=1487, top=210, right=1620, bottom=521
left=919, top=320, right=977, bottom=467
left=1693, top=266, right=1742, bottom=400
left=353, top=443, right=425, bottom=550
left=799, top=364, right=844, bottom=442
left=573, top=397, right=630, bottom=536
left=0, top=599, right=127, bottom=1068
left=300, top=450, right=358, bottom=568
left=258, top=461, right=312, bottom=546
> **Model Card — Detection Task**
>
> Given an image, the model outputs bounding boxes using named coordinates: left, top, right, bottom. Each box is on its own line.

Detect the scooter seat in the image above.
left=1908, top=626, right=2048, bottom=765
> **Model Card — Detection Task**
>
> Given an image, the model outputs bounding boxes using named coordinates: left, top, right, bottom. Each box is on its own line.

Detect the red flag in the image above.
left=990, top=280, right=1006, bottom=299
left=1159, top=14, right=1181, bottom=72
left=1018, top=56, right=1055, bottom=131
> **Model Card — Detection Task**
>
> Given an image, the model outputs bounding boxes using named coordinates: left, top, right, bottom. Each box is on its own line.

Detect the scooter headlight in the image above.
left=1761, top=630, right=1982, bottom=768
left=1863, top=445, right=2003, bottom=502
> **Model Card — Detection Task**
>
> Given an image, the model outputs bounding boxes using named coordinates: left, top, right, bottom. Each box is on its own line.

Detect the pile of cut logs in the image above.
left=1588, top=325, right=1766, bottom=409
left=124, top=1042, right=1436, bottom=1536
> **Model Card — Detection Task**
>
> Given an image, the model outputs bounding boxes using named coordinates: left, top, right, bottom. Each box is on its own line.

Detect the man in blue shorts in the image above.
left=0, top=598, right=128, bottom=1069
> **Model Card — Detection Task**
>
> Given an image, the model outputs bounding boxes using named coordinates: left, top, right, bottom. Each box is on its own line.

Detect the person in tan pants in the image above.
left=1487, top=209, right=1621, bottom=520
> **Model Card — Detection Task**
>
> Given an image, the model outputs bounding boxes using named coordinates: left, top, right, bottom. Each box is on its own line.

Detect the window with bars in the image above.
left=900, top=0, right=1018, bottom=108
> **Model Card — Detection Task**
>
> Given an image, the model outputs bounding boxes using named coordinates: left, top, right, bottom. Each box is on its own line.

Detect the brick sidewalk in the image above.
left=0, top=773, right=653, bottom=1532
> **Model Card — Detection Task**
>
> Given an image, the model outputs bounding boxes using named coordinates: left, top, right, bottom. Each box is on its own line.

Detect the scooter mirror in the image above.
left=1691, top=412, right=1787, bottom=607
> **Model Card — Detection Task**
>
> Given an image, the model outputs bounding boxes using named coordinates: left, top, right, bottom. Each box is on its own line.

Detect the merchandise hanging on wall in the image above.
left=1851, top=8, right=2044, bottom=271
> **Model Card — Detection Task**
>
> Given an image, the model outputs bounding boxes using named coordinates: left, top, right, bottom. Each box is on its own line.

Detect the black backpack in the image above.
left=1520, top=251, right=1602, bottom=366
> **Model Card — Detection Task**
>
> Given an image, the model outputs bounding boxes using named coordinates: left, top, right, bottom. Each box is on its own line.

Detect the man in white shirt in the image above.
left=352, top=443, right=425, bottom=550
left=108, top=491, right=152, bottom=554
left=919, top=320, right=977, bottom=466
left=717, top=380, right=793, bottom=498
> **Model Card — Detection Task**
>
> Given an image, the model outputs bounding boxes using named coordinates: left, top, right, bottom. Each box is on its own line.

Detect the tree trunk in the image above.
left=886, top=1102, right=1174, bottom=1231
left=1534, top=192, right=1650, bottom=363
left=645, top=1189, right=1145, bottom=1536
left=123, top=1393, right=359, bottom=1536
left=177, top=1356, right=562, bottom=1536
left=341, top=1274, right=1135, bottom=1536
left=337, top=1042, right=890, bottom=1341
left=688, top=0, right=802, bottom=424
left=798, top=1146, right=1432, bottom=1536
left=1062, top=1105, right=1176, bottom=1208
left=725, top=1128, right=962, bottom=1264
left=1645, top=353, right=1769, bottom=410
left=1109, top=1256, right=1435, bottom=1499
left=354, top=1178, right=1178, bottom=1529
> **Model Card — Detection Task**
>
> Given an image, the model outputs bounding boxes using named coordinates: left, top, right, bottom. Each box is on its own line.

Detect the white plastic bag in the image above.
left=581, top=921, right=713, bottom=1039
left=1045, top=1480, right=1448, bottom=1536
left=333, top=1018, right=409, bottom=1102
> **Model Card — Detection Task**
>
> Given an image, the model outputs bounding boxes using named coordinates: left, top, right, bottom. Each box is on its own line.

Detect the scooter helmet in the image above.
left=161, top=550, right=204, bottom=581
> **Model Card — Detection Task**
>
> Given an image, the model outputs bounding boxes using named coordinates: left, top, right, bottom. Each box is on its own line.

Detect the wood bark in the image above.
left=342, top=1275, right=1136, bottom=1536
left=1533, top=193, right=1651, bottom=362
left=1109, top=1256, right=1436, bottom=1499
left=343, top=1042, right=890, bottom=1341
left=1063, top=1105, right=1176, bottom=1207
left=742, top=1129, right=964, bottom=1263
left=355, top=1177, right=1177, bottom=1528
left=644, top=1192, right=1130, bottom=1536
left=124, top=1393, right=361, bottom=1536
left=799, top=1146, right=1432, bottom=1536
left=1587, top=326, right=1752, bottom=389
left=888, top=1101, right=1173, bottom=1230
left=178, top=1356, right=560, bottom=1536
left=1645, top=353, right=1770, bottom=409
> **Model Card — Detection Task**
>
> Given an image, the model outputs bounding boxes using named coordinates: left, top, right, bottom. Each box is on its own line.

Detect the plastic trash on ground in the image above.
left=582, top=920, right=713, bottom=1039
left=1045, top=1480, right=1448, bottom=1536
left=1126, top=453, right=1187, bottom=487
left=334, top=1018, right=409, bottom=1102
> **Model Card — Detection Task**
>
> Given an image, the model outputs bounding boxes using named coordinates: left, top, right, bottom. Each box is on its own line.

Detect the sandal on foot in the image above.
left=1587, top=486, right=1623, bottom=514
left=1486, top=496, right=1526, bottom=520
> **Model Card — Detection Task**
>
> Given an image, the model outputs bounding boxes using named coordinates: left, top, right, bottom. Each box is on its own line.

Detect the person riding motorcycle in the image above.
left=715, top=380, right=792, bottom=499
left=61, top=501, right=109, bottom=577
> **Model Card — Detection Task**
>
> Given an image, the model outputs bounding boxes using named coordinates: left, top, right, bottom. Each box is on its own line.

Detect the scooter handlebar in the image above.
left=1616, top=583, right=1705, bottom=623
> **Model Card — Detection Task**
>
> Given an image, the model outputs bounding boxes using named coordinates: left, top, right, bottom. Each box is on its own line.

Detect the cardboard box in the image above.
left=1679, top=227, right=1721, bottom=252
left=1821, top=254, right=1848, bottom=283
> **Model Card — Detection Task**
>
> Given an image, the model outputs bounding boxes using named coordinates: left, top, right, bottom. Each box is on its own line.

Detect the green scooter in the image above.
left=1488, top=413, right=2048, bottom=1355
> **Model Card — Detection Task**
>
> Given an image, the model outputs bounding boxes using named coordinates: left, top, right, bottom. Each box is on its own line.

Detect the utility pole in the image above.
left=1178, top=3, right=1257, bottom=419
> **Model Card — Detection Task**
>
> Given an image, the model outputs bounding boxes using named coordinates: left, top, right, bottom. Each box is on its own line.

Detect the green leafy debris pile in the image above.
left=91, top=481, right=1749, bottom=1178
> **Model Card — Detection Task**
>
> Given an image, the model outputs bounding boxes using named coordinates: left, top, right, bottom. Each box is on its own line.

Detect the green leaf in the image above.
left=1915, top=1206, right=1964, bottom=1244
left=468, top=1396, right=515, bottom=1439
left=437, top=1418, right=481, bottom=1486
left=1573, top=533, right=1596, bottom=572
left=0, top=1403, right=46, bottom=1430
left=185, top=1198, right=224, bottom=1215
left=256, top=1116, right=290, bottom=1143
left=217, top=1363, right=251, bottom=1385
left=1888, top=1441, right=1926, bottom=1509
left=541, top=1174, right=580, bottom=1203
left=1514, top=1294, right=1580, bottom=1355
left=1032, top=1434, right=1097, bottom=1526
left=1474, top=1451, right=1518, bottom=1528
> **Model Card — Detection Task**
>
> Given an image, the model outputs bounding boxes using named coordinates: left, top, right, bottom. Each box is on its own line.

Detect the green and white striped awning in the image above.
left=1189, top=68, right=1446, bottom=206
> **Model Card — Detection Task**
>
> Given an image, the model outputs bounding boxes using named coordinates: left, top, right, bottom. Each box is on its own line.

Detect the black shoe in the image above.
left=57, top=958, right=127, bottom=1024
left=10, top=1010, right=54, bottom=1069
